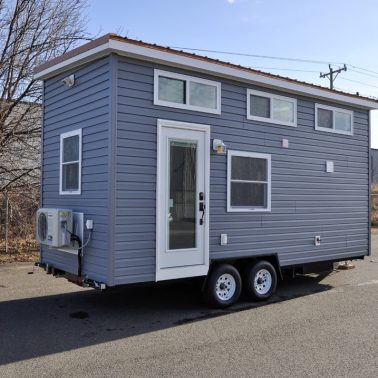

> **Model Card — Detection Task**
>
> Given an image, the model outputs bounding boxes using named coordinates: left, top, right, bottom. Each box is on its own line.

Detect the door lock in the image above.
left=199, top=202, right=205, bottom=225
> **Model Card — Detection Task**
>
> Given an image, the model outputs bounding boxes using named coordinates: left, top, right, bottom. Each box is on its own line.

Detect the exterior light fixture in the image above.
left=212, top=139, right=227, bottom=154
left=62, top=74, right=75, bottom=87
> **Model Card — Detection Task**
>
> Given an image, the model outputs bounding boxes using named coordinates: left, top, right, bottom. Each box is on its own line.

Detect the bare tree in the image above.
left=0, top=0, right=89, bottom=193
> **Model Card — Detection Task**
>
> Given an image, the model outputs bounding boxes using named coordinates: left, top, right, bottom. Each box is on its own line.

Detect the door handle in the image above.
left=199, top=202, right=205, bottom=225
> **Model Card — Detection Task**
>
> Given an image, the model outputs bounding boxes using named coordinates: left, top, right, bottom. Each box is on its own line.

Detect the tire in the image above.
left=243, top=260, right=277, bottom=301
left=203, top=264, right=242, bottom=308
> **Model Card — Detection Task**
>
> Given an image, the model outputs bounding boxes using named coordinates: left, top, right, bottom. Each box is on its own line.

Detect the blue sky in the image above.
left=88, top=0, right=378, bottom=147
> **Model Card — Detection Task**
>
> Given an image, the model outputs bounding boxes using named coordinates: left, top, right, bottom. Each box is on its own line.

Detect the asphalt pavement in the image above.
left=0, top=235, right=377, bottom=377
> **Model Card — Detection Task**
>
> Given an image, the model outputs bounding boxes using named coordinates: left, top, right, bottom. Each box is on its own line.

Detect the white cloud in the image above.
left=227, top=0, right=236, bottom=4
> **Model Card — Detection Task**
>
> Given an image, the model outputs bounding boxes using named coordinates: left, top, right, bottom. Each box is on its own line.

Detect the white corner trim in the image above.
left=246, top=88, right=297, bottom=127
left=227, top=150, right=272, bottom=213
left=35, top=37, right=378, bottom=110
left=315, top=103, right=354, bottom=136
left=59, top=128, right=82, bottom=195
left=154, top=69, right=221, bottom=114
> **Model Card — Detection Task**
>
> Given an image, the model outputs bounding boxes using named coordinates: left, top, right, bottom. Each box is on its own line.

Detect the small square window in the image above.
left=335, top=111, right=352, bottom=132
left=189, top=81, right=217, bottom=109
left=227, top=150, right=271, bottom=212
left=315, top=104, right=353, bottom=135
left=250, top=95, right=270, bottom=118
left=247, top=89, right=297, bottom=127
left=272, top=98, right=295, bottom=123
left=158, top=76, right=186, bottom=104
left=317, top=108, right=333, bottom=129
left=60, top=129, right=82, bottom=195
left=154, top=70, right=221, bottom=114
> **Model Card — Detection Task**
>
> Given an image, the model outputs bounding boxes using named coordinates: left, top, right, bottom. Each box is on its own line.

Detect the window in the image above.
left=247, top=89, right=297, bottom=127
left=227, top=150, right=271, bottom=212
left=59, top=129, right=82, bottom=195
left=315, top=104, right=353, bottom=135
left=154, top=70, right=221, bottom=114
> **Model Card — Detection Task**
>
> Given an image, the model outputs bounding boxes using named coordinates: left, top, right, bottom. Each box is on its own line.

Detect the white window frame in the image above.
left=227, top=150, right=271, bottom=213
left=315, top=103, right=353, bottom=136
left=246, top=89, right=297, bottom=127
left=154, top=69, right=221, bottom=114
left=59, top=129, right=82, bottom=195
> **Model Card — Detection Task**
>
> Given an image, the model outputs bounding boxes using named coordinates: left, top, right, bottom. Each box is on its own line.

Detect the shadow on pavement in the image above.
left=0, top=272, right=334, bottom=365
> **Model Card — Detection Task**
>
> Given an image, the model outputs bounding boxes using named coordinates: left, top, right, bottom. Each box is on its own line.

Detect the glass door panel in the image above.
left=168, top=139, right=197, bottom=250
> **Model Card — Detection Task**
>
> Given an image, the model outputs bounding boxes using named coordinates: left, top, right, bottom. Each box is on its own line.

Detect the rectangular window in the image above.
left=315, top=104, right=353, bottom=135
left=154, top=69, right=221, bottom=114
left=227, top=150, right=271, bottom=212
left=247, top=89, right=297, bottom=127
left=59, top=129, right=82, bottom=195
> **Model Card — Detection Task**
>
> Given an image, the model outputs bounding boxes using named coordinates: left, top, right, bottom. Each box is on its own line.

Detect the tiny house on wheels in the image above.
left=34, top=34, right=378, bottom=307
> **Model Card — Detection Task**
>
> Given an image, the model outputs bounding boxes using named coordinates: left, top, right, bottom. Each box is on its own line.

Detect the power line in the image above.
left=249, top=66, right=319, bottom=73
left=338, top=77, right=378, bottom=89
left=348, top=68, right=378, bottom=80
left=171, top=45, right=378, bottom=82
left=348, top=65, right=378, bottom=76
left=170, top=46, right=345, bottom=65
left=169, top=45, right=378, bottom=96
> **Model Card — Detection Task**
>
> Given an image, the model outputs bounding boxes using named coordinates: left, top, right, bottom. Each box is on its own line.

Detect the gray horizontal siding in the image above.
left=114, top=56, right=369, bottom=284
left=41, top=57, right=111, bottom=284
left=372, top=149, right=378, bottom=184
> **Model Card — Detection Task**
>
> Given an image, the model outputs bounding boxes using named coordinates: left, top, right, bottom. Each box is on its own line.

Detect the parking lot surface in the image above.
left=1, top=235, right=378, bottom=377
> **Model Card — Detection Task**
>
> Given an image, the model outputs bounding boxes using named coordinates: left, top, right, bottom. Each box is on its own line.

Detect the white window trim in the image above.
left=59, top=129, right=82, bottom=195
left=227, top=150, right=271, bottom=213
left=154, top=69, right=221, bottom=115
left=246, top=89, right=297, bottom=127
left=315, top=103, right=354, bottom=136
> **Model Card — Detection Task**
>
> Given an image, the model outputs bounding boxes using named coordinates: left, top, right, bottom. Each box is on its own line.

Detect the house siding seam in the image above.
left=114, top=56, right=369, bottom=285
left=41, top=57, right=111, bottom=283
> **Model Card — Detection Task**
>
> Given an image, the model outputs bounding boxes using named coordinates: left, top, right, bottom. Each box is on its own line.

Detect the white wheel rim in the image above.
left=215, top=273, right=236, bottom=301
left=254, top=269, right=272, bottom=295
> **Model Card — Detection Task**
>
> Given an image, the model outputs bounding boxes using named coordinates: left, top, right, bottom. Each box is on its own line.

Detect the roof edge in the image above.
left=34, top=34, right=378, bottom=110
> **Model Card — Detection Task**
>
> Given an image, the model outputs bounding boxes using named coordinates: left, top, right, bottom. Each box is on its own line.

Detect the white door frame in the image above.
left=156, top=119, right=210, bottom=281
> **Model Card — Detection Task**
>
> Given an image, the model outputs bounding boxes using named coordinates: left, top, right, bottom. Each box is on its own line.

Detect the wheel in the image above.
left=203, top=264, right=242, bottom=308
left=243, top=260, right=277, bottom=301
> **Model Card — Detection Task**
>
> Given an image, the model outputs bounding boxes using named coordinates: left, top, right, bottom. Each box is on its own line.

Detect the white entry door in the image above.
left=156, top=119, right=210, bottom=281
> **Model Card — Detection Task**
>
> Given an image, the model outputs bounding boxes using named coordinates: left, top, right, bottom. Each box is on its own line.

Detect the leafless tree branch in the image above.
left=0, top=0, right=89, bottom=194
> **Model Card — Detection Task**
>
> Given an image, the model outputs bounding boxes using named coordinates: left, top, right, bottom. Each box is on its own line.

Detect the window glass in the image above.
left=60, top=130, right=81, bottom=194
left=272, top=98, right=294, bottom=123
left=317, top=108, right=333, bottom=129
left=231, top=182, right=266, bottom=207
left=189, top=82, right=217, bottom=109
left=63, top=135, right=79, bottom=162
left=62, top=163, right=79, bottom=191
left=231, top=156, right=267, bottom=181
left=250, top=95, right=270, bottom=118
left=335, top=111, right=352, bottom=132
left=158, top=76, right=185, bottom=104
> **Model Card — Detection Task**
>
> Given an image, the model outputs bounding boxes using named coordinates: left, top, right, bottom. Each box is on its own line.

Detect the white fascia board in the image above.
left=33, top=42, right=111, bottom=80
left=34, top=38, right=378, bottom=110
left=108, top=40, right=378, bottom=110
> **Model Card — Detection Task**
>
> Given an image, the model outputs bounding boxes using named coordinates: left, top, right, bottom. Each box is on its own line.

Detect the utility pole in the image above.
left=320, top=64, right=347, bottom=90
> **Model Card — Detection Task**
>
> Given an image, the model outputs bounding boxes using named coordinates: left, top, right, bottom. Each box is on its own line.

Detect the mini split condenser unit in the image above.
left=36, top=208, right=73, bottom=248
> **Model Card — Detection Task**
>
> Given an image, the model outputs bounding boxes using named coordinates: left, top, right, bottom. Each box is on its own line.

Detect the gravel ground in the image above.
left=0, top=235, right=377, bottom=377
